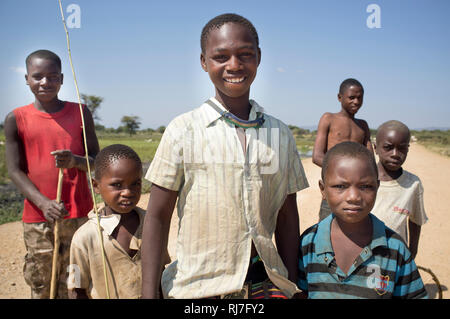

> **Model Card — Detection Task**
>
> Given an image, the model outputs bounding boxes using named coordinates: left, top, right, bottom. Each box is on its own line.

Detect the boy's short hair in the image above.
left=339, top=78, right=364, bottom=94
left=376, top=120, right=411, bottom=143
left=200, top=13, right=259, bottom=53
left=321, top=141, right=378, bottom=181
left=26, top=49, right=62, bottom=72
left=94, top=144, right=142, bottom=180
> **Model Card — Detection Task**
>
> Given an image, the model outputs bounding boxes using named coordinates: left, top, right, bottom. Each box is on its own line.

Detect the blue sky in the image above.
left=1, top=0, right=449, bottom=130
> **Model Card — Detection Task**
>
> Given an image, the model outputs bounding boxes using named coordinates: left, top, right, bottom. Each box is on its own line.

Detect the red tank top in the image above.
left=14, top=102, right=93, bottom=223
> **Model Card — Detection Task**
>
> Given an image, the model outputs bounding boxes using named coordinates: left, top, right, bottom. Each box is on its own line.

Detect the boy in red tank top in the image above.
left=4, top=49, right=99, bottom=298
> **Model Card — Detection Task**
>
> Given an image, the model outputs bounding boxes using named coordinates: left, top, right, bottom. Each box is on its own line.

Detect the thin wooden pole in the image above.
left=50, top=168, right=64, bottom=299
left=57, top=0, right=110, bottom=298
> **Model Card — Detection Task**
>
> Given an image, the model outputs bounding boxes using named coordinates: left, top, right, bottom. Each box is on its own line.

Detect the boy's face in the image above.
left=375, top=128, right=410, bottom=172
left=319, top=156, right=378, bottom=224
left=93, top=158, right=142, bottom=214
left=338, top=85, right=364, bottom=115
left=200, top=22, right=261, bottom=100
left=25, top=57, right=63, bottom=103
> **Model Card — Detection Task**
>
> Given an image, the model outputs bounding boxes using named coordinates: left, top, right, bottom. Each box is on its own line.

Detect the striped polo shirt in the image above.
left=298, top=213, right=428, bottom=299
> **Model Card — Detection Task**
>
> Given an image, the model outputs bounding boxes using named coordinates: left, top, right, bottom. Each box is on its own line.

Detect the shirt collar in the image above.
left=369, top=214, right=388, bottom=250
left=315, top=214, right=334, bottom=255
left=315, top=213, right=388, bottom=255
left=88, top=206, right=145, bottom=238
left=201, top=97, right=265, bottom=127
left=88, top=206, right=120, bottom=236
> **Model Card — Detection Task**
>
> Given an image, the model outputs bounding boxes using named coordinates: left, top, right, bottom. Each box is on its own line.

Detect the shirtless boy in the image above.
left=312, top=78, right=374, bottom=220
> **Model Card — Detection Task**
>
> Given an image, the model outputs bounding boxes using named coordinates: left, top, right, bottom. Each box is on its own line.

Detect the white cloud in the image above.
left=10, top=66, right=26, bottom=74
left=276, top=67, right=286, bottom=73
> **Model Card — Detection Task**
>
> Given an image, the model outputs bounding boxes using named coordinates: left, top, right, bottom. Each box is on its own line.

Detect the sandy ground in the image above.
left=0, top=143, right=448, bottom=298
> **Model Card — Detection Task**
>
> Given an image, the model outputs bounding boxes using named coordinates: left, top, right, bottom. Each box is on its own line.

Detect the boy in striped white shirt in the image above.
left=141, top=13, right=308, bottom=299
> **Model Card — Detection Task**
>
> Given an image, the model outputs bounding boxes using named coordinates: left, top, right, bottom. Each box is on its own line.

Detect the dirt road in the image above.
left=1, top=143, right=448, bottom=298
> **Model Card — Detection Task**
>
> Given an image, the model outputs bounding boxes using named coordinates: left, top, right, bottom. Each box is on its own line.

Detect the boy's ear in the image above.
left=92, top=178, right=100, bottom=194
left=318, top=179, right=326, bottom=200
left=257, top=47, right=262, bottom=66
left=25, top=74, right=29, bottom=85
left=337, top=92, right=342, bottom=102
left=200, top=53, right=208, bottom=72
left=60, top=73, right=64, bottom=85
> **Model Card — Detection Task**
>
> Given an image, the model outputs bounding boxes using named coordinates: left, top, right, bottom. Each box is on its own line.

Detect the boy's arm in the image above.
left=141, top=184, right=178, bottom=299
left=408, top=220, right=421, bottom=259
left=275, top=193, right=300, bottom=283
left=4, top=112, right=67, bottom=222
left=312, top=113, right=331, bottom=167
left=361, top=119, right=374, bottom=154
left=50, top=107, right=100, bottom=171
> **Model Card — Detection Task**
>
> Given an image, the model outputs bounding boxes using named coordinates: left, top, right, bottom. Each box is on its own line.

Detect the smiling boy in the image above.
left=141, top=13, right=308, bottom=299
left=297, top=141, right=427, bottom=299
left=4, top=49, right=99, bottom=298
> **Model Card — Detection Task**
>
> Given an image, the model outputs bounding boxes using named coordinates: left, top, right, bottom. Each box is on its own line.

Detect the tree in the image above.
left=81, top=94, right=103, bottom=121
left=288, top=125, right=309, bottom=136
left=157, top=126, right=166, bottom=134
left=121, top=116, right=141, bottom=136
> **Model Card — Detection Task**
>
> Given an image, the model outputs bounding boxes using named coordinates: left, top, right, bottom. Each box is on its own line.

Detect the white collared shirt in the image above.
left=146, top=98, right=309, bottom=298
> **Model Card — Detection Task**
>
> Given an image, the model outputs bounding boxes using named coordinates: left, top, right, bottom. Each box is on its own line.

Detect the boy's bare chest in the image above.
left=328, top=118, right=366, bottom=145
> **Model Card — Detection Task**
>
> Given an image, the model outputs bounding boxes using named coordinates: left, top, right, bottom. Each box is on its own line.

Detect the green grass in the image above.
left=411, top=130, right=450, bottom=157
left=97, top=131, right=162, bottom=163
left=294, top=133, right=315, bottom=156
left=0, top=185, right=23, bottom=224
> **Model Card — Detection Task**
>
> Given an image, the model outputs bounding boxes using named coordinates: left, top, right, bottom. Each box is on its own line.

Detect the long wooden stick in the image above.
left=50, top=168, right=64, bottom=299
left=57, top=0, right=110, bottom=298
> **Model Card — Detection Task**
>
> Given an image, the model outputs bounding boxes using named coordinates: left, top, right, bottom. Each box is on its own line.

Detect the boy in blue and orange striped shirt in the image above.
left=297, top=141, right=427, bottom=299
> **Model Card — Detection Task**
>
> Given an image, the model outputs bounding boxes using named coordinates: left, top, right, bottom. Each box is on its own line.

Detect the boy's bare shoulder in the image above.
left=4, top=111, right=19, bottom=139
left=355, top=117, right=369, bottom=125
left=321, top=111, right=353, bottom=122
left=354, top=118, right=370, bottom=129
left=320, top=112, right=338, bottom=120
left=4, top=111, right=16, bottom=127
left=320, top=111, right=356, bottom=127
left=318, top=112, right=337, bottom=127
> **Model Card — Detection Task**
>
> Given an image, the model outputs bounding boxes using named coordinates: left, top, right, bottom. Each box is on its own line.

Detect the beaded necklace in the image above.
left=206, top=100, right=265, bottom=129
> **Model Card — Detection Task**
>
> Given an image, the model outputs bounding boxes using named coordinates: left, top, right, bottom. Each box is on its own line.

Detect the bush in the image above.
left=0, top=185, right=23, bottom=224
